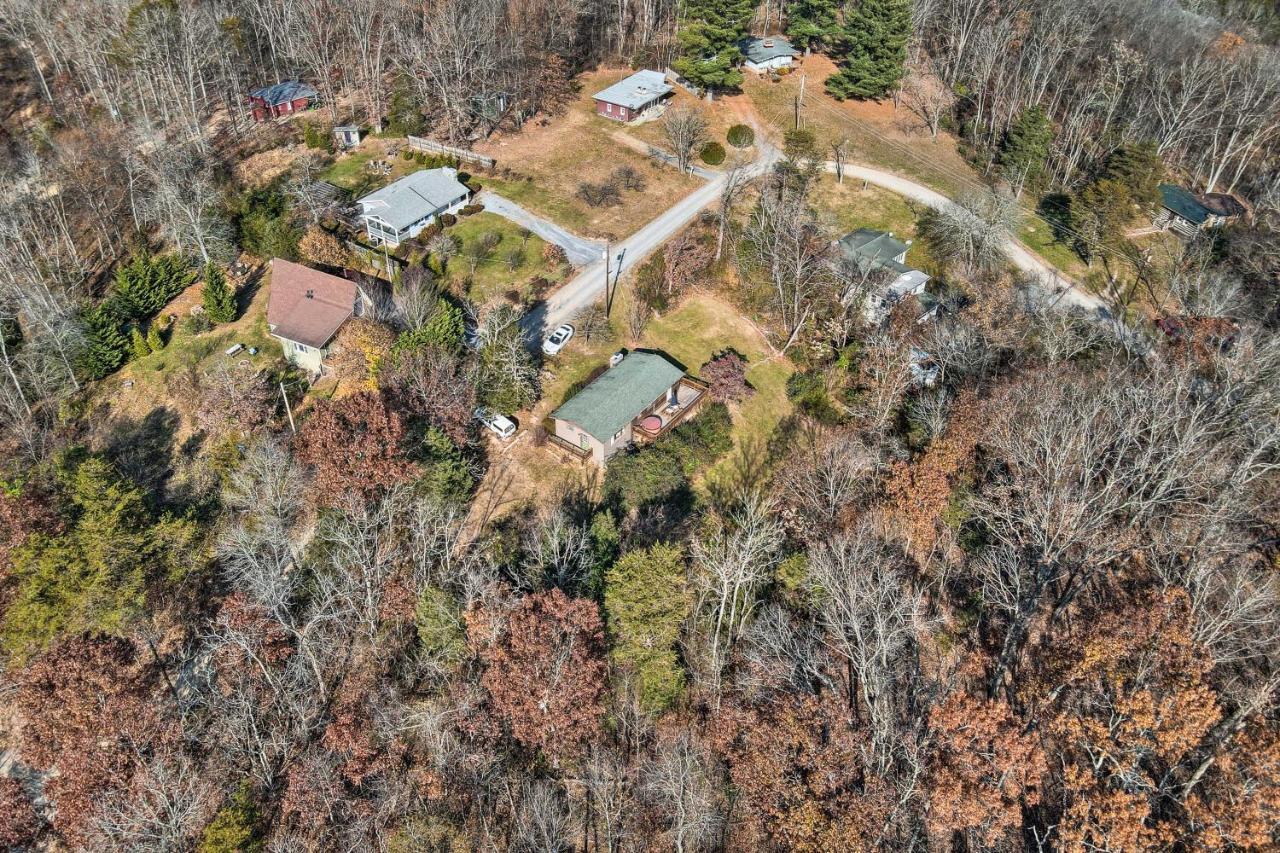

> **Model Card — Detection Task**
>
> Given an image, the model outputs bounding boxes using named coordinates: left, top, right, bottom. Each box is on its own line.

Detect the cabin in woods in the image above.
left=247, top=81, right=319, bottom=121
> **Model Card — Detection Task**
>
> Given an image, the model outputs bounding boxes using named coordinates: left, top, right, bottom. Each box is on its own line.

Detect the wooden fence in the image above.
left=406, top=135, right=496, bottom=169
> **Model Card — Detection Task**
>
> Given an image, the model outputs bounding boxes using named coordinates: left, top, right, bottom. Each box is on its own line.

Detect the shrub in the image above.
left=456, top=171, right=471, bottom=184
left=576, top=180, right=622, bottom=208
left=145, top=321, right=166, bottom=352
left=727, top=123, right=755, bottom=148
left=504, top=247, right=524, bottom=270
left=181, top=313, right=213, bottom=336
left=420, top=222, right=443, bottom=241
left=401, top=149, right=414, bottom=161
left=459, top=203, right=485, bottom=216
left=612, top=165, right=646, bottom=192
left=701, top=351, right=752, bottom=403
left=415, top=151, right=428, bottom=165
left=438, top=213, right=457, bottom=227
left=130, top=326, right=152, bottom=360
left=699, top=141, right=726, bottom=165
left=542, top=244, right=568, bottom=265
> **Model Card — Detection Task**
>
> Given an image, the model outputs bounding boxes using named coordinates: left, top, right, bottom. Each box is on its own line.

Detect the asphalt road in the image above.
left=526, top=129, right=781, bottom=338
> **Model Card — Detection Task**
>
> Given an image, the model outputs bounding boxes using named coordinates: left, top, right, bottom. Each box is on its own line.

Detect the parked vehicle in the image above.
left=542, top=323, right=575, bottom=356
left=474, top=407, right=517, bottom=439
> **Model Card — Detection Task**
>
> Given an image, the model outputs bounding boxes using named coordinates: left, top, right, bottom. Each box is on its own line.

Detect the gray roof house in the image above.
left=738, top=36, right=800, bottom=72
left=836, top=228, right=932, bottom=323
left=593, top=70, right=674, bottom=122
left=1155, top=184, right=1247, bottom=237
left=356, top=168, right=471, bottom=247
left=550, top=351, right=706, bottom=465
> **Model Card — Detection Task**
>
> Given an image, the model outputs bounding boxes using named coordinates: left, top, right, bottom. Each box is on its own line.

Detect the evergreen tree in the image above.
left=673, top=0, right=753, bottom=92
left=130, top=326, right=152, bottom=360
left=198, top=784, right=263, bottom=853
left=999, top=105, right=1054, bottom=198
left=786, top=0, right=840, bottom=52
left=79, top=305, right=129, bottom=379
left=604, top=544, right=691, bottom=712
left=1102, top=141, right=1164, bottom=209
left=112, top=252, right=196, bottom=319
left=825, top=0, right=912, bottom=100
left=3, top=456, right=198, bottom=656
left=146, top=320, right=166, bottom=352
left=202, top=263, right=237, bottom=324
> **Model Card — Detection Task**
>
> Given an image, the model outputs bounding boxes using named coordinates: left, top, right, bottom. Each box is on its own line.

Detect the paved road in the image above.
left=825, top=162, right=1109, bottom=315
left=525, top=123, right=780, bottom=337
left=476, top=191, right=604, bottom=267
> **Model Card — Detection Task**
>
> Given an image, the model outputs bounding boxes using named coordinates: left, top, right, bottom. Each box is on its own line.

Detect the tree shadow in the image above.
left=99, top=406, right=181, bottom=507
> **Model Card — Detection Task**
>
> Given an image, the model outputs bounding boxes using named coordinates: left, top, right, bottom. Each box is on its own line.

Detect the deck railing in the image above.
left=632, top=377, right=709, bottom=441
left=546, top=432, right=592, bottom=461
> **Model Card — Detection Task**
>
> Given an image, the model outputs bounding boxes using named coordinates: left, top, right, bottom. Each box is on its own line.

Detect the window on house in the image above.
left=606, top=103, right=613, bottom=113
left=612, top=429, right=624, bottom=441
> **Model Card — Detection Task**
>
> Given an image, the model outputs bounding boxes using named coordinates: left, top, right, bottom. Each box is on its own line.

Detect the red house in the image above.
left=592, top=70, right=673, bottom=123
left=247, top=81, right=319, bottom=122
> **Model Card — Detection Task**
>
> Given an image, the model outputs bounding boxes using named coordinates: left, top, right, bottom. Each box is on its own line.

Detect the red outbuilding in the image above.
left=247, top=81, right=319, bottom=122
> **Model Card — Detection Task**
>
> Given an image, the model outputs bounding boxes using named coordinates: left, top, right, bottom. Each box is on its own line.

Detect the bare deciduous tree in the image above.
left=662, top=107, right=709, bottom=175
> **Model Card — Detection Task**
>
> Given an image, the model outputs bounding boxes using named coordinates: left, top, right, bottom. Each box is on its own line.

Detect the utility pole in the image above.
left=603, top=243, right=612, bottom=316
left=795, top=73, right=806, bottom=130
left=280, top=381, right=296, bottom=433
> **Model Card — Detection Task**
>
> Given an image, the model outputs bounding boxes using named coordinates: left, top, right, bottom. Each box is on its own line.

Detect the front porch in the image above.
left=631, top=376, right=709, bottom=442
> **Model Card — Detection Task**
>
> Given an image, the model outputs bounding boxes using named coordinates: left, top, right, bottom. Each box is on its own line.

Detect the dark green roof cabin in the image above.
left=551, top=352, right=690, bottom=465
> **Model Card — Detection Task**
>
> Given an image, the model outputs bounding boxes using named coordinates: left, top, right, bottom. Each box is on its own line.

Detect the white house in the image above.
left=356, top=167, right=470, bottom=248
left=266, top=258, right=368, bottom=373
left=835, top=228, right=931, bottom=324
left=738, top=36, right=799, bottom=73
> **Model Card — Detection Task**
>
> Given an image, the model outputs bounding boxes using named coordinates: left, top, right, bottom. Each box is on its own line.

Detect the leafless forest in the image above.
left=0, top=0, right=1278, bottom=850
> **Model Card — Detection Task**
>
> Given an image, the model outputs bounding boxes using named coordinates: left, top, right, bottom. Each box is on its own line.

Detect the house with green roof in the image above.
left=1155, top=184, right=1247, bottom=237
left=550, top=351, right=705, bottom=465
left=835, top=227, right=932, bottom=323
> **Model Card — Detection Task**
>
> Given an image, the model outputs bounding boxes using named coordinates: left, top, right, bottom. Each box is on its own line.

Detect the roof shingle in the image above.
left=266, top=259, right=357, bottom=349
left=552, top=352, right=684, bottom=442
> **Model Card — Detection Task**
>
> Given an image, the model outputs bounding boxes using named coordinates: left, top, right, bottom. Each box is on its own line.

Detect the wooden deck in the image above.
left=631, top=376, right=709, bottom=442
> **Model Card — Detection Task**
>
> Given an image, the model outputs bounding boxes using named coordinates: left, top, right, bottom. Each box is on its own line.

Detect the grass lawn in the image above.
left=743, top=56, right=980, bottom=199
left=637, top=293, right=793, bottom=488
left=625, top=85, right=740, bottom=156
left=320, top=138, right=426, bottom=197
left=90, top=275, right=285, bottom=443
left=474, top=69, right=704, bottom=240
left=444, top=212, right=570, bottom=305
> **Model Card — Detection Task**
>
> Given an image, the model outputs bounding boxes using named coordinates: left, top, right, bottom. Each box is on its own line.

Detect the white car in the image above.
left=541, top=323, right=575, bottom=356
left=474, top=407, right=517, bottom=440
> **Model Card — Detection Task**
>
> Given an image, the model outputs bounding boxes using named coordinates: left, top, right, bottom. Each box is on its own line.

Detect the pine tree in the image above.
left=786, top=0, right=840, bottom=52
left=673, top=0, right=754, bottom=92
left=79, top=305, right=129, bottom=379
left=604, top=544, right=691, bottom=712
left=1102, top=141, right=1164, bottom=209
left=825, top=0, right=912, bottom=100
left=145, top=321, right=165, bottom=352
left=999, top=105, right=1054, bottom=198
left=130, top=326, right=152, bottom=360
left=202, top=263, right=237, bottom=324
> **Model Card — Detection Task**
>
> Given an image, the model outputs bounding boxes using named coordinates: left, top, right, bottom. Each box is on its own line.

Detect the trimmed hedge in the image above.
left=459, top=203, right=485, bottom=216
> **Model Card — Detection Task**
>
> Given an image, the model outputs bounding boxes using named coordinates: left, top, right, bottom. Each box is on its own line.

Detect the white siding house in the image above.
left=356, top=168, right=471, bottom=248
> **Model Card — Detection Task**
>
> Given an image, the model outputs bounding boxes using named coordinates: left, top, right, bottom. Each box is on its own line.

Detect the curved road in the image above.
left=825, top=162, right=1108, bottom=315
left=476, top=191, right=604, bottom=267
left=516, top=123, right=1109, bottom=337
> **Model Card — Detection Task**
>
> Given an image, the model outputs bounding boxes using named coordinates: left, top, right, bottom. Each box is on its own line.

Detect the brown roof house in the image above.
left=267, top=259, right=369, bottom=373
left=549, top=351, right=707, bottom=465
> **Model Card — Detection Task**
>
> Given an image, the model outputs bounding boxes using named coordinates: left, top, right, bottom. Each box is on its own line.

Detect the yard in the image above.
left=471, top=289, right=794, bottom=523
left=473, top=69, right=704, bottom=240
left=320, top=137, right=426, bottom=197
left=743, top=54, right=981, bottom=199
left=808, top=176, right=943, bottom=278
left=442, top=212, right=571, bottom=305
left=87, top=271, right=284, bottom=445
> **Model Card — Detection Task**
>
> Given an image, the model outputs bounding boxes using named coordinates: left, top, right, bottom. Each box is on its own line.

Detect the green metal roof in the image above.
left=552, top=352, right=684, bottom=442
left=837, top=227, right=912, bottom=275
left=1159, top=184, right=1210, bottom=226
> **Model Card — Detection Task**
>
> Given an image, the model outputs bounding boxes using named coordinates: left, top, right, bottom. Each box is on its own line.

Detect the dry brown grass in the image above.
left=474, top=69, right=703, bottom=240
